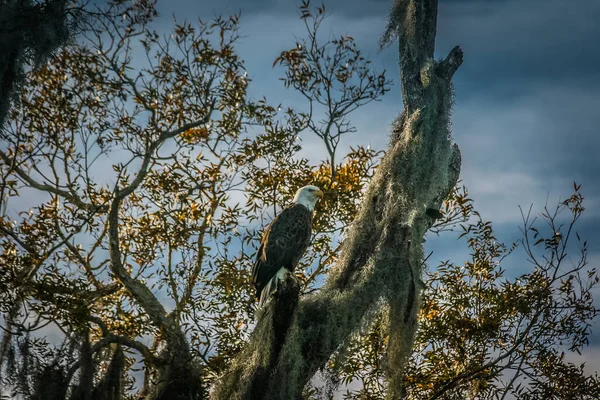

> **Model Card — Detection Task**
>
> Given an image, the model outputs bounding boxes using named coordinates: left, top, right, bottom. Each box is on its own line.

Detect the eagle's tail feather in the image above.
left=257, top=268, right=288, bottom=307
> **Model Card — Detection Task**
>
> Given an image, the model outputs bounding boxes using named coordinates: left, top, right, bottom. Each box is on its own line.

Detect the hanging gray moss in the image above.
left=32, top=364, right=69, bottom=400
left=91, top=345, right=125, bottom=400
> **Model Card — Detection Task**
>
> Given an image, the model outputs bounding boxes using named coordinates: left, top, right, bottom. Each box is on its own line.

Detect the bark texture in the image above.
left=211, top=0, right=463, bottom=398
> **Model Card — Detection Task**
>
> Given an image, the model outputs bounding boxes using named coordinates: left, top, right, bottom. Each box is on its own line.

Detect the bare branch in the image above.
left=0, top=150, right=107, bottom=212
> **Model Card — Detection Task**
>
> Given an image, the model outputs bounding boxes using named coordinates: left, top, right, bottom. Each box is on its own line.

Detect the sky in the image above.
left=152, top=0, right=600, bottom=228
left=150, top=0, right=600, bottom=374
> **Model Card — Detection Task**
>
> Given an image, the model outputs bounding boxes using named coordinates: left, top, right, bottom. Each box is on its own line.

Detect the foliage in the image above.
left=321, top=184, right=600, bottom=399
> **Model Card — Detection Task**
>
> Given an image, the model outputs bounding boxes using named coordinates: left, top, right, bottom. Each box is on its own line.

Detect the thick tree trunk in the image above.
left=211, top=0, right=463, bottom=399
left=140, top=332, right=204, bottom=400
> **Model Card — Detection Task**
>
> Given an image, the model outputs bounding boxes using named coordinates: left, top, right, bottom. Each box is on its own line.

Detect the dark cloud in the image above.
left=439, top=1, right=600, bottom=92
left=158, top=0, right=600, bottom=92
left=157, top=0, right=516, bottom=19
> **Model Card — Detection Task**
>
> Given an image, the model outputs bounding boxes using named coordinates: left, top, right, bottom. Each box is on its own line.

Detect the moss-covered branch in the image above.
left=212, top=0, right=462, bottom=398
left=213, top=271, right=301, bottom=399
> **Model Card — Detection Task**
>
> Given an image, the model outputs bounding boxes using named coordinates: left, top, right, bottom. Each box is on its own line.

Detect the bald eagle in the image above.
left=252, top=185, right=324, bottom=306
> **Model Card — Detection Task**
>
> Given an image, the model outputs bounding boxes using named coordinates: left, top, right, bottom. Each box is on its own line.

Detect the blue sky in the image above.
left=149, top=0, right=600, bottom=376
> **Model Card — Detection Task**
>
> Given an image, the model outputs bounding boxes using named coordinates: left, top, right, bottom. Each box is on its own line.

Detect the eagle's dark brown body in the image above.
left=252, top=203, right=313, bottom=305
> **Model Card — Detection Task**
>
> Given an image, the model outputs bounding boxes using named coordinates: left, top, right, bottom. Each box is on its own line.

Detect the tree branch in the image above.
left=174, top=195, right=220, bottom=315
left=107, top=97, right=216, bottom=331
left=66, top=332, right=165, bottom=382
left=115, top=99, right=215, bottom=201
left=107, top=200, right=171, bottom=331
left=0, top=149, right=107, bottom=212
left=436, top=46, right=464, bottom=81
left=428, top=306, right=543, bottom=400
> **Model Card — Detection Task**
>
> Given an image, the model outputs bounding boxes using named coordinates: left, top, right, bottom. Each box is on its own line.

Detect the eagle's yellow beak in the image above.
left=315, top=189, right=324, bottom=198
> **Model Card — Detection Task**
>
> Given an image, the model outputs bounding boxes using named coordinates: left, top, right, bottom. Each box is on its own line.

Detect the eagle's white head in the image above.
left=293, top=185, right=324, bottom=212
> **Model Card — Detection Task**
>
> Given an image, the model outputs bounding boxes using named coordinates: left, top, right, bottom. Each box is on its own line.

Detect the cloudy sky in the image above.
left=150, top=0, right=600, bottom=369
left=152, top=0, right=600, bottom=237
